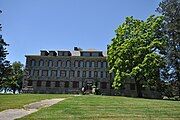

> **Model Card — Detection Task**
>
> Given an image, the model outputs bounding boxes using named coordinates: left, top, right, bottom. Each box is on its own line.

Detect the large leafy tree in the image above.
left=157, top=0, right=180, bottom=97
left=108, top=16, right=167, bottom=97
left=0, top=11, right=12, bottom=92
left=9, top=61, right=24, bottom=94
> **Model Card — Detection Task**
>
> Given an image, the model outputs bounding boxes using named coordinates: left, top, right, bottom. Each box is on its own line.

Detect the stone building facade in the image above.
left=23, top=48, right=114, bottom=94
left=23, top=48, right=160, bottom=98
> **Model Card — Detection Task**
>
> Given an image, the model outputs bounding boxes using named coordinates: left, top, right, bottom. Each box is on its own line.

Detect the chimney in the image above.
left=74, top=47, right=82, bottom=51
left=74, top=47, right=78, bottom=51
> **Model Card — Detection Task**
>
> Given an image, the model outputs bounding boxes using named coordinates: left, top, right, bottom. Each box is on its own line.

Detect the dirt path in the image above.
left=0, top=98, right=65, bottom=120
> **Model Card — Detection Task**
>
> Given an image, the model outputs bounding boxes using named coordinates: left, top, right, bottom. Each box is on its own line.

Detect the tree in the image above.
left=107, top=15, right=167, bottom=97
left=9, top=61, right=24, bottom=94
left=0, top=11, right=12, bottom=92
left=157, top=0, right=180, bottom=97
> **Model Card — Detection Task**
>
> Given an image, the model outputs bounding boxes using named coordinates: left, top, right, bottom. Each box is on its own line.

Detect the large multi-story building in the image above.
left=22, top=48, right=114, bottom=94
left=22, top=47, right=161, bottom=98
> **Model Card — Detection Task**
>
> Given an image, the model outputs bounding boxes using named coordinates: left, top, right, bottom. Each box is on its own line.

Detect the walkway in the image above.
left=0, top=98, right=65, bottom=120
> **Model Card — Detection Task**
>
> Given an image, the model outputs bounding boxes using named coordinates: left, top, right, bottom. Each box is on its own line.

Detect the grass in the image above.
left=15, top=95, right=180, bottom=120
left=0, top=94, right=71, bottom=112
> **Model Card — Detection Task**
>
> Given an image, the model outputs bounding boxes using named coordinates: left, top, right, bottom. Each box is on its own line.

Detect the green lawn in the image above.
left=0, top=94, right=71, bottom=112
left=15, top=95, right=180, bottom=120
left=0, top=94, right=179, bottom=119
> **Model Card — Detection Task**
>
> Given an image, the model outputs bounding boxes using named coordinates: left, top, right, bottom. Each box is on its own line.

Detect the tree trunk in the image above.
left=12, top=88, right=16, bottom=94
left=18, top=88, right=21, bottom=94
left=136, top=80, right=142, bottom=98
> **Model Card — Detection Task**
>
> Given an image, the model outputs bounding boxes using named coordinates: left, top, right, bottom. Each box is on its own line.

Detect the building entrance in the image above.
left=85, top=83, right=93, bottom=91
left=83, top=80, right=94, bottom=94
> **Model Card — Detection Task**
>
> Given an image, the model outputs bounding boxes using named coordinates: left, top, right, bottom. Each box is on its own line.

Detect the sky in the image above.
left=0, top=0, right=161, bottom=64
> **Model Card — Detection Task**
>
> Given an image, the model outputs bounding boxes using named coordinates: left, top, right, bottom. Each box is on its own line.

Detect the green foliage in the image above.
left=9, top=61, right=24, bottom=93
left=108, top=15, right=167, bottom=97
left=157, top=0, right=180, bottom=97
left=0, top=11, right=12, bottom=90
left=0, top=11, right=24, bottom=93
left=161, top=82, right=174, bottom=98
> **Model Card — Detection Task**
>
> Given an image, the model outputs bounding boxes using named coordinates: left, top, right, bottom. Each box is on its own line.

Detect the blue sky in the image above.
left=0, top=0, right=161, bottom=64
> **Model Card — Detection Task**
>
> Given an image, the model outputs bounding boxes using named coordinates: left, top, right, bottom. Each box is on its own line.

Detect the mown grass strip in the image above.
left=18, top=95, right=180, bottom=120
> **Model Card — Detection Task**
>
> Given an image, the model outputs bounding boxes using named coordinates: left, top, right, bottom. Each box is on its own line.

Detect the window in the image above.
left=30, top=70, right=33, bottom=76
left=79, top=61, right=83, bottom=67
left=57, top=60, right=62, bottom=67
left=70, top=70, right=75, bottom=77
left=55, top=81, right=60, bottom=87
left=94, top=71, right=98, bottom=77
left=64, top=81, right=69, bottom=88
left=58, top=51, right=63, bottom=56
left=82, top=71, right=86, bottom=77
left=89, top=71, right=92, bottom=78
left=42, top=70, right=48, bottom=76
left=60, top=70, right=66, bottom=77
left=94, top=62, right=98, bottom=67
left=98, top=61, right=101, bottom=68
left=46, top=81, right=51, bottom=87
left=106, top=72, right=108, bottom=78
left=34, top=70, right=39, bottom=76
left=130, top=83, right=135, bottom=90
left=103, top=62, right=107, bottom=68
left=62, top=61, right=66, bottom=67
left=77, top=71, right=80, bottom=77
left=66, top=60, right=71, bottom=67
left=100, top=71, right=103, bottom=78
left=91, top=61, right=94, bottom=67
left=64, top=52, right=69, bottom=56
left=82, top=52, right=90, bottom=56
left=92, top=53, right=99, bottom=57
left=101, top=62, right=103, bottom=68
left=39, top=60, right=44, bottom=66
left=101, top=82, right=107, bottom=89
left=89, top=61, right=92, bottom=67
left=73, top=81, right=79, bottom=88
left=37, top=81, right=42, bottom=87
left=27, top=80, right=33, bottom=86
left=31, top=59, right=36, bottom=66
left=48, top=60, right=53, bottom=67
left=53, top=60, right=57, bottom=67
left=51, top=70, right=57, bottom=77
left=86, top=61, right=89, bottom=68
left=74, top=60, right=79, bottom=67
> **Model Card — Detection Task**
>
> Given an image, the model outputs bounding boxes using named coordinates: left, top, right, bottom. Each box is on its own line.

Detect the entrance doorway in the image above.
left=83, top=81, right=93, bottom=94
left=85, top=83, right=93, bottom=91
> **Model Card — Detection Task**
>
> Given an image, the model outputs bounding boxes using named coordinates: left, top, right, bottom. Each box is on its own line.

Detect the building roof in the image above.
left=25, top=48, right=107, bottom=57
